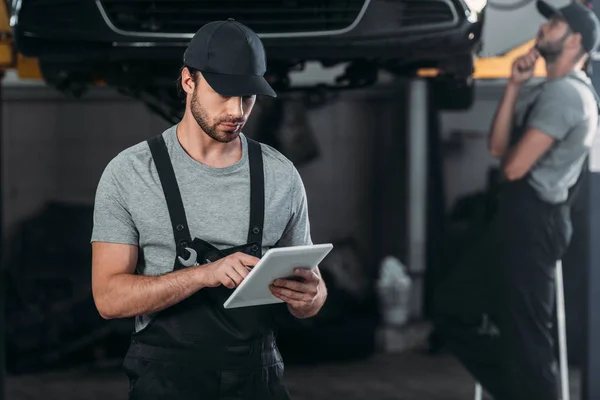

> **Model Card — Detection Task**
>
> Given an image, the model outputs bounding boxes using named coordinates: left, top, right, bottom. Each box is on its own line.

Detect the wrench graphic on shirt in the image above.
left=178, top=247, right=210, bottom=267
left=179, top=245, right=255, bottom=276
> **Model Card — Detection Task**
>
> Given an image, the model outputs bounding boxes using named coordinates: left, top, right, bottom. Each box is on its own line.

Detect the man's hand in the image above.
left=269, top=268, right=326, bottom=318
left=202, top=252, right=258, bottom=289
left=510, top=48, right=540, bottom=85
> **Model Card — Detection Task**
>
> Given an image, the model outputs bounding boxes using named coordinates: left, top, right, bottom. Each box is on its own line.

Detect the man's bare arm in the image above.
left=489, top=47, right=539, bottom=158
left=92, top=242, right=256, bottom=319
left=488, top=82, right=522, bottom=158
left=92, top=242, right=208, bottom=319
left=502, top=128, right=555, bottom=181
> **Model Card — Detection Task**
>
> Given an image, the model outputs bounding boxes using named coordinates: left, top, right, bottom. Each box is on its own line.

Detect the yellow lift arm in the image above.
left=0, top=0, right=42, bottom=79
left=418, top=39, right=547, bottom=80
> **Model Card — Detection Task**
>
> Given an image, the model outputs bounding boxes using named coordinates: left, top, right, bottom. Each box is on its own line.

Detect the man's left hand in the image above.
left=269, top=267, right=326, bottom=318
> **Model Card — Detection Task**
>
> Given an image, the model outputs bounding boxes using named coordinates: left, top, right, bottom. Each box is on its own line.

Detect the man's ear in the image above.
left=181, top=68, right=197, bottom=95
left=566, top=32, right=584, bottom=51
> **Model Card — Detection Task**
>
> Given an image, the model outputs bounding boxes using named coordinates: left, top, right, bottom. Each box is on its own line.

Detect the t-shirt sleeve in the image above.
left=276, top=166, right=313, bottom=247
left=526, top=80, right=587, bottom=140
left=90, top=157, right=139, bottom=245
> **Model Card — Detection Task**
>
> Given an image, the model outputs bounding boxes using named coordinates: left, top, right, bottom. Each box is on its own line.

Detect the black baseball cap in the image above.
left=537, top=0, right=600, bottom=53
left=183, top=19, right=277, bottom=98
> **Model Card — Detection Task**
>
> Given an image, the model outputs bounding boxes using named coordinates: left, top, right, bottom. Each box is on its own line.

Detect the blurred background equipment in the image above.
left=4, top=202, right=130, bottom=374
left=276, top=237, right=380, bottom=365
left=243, top=94, right=321, bottom=167
left=376, top=256, right=413, bottom=327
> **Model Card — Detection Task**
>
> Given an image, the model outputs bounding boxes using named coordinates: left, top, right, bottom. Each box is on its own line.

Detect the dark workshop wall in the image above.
left=0, top=83, right=410, bottom=288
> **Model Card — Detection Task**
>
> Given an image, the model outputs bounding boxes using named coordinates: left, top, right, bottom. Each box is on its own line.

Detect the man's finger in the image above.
left=271, top=290, right=306, bottom=309
left=530, top=48, right=540, bottom=57
left=270, top=285, right=311, bottom=301
left=294, top=268, right=320, bottom=282
left=272, top=278, right=301, bottom=291
left=272, top=278, right=318, bottom=295
left=234, top=252, right=260, bottom=267
left=282, top=298, right=305, bottom=309
left=270, top=285, right=280, bottom=296
left=233, top=262, right=250, bottom=279
left=226, top=268, right=244, bottom=286
left=528, top=50, right=539, bottom=63
left=222, top=276, right=236, bottom=289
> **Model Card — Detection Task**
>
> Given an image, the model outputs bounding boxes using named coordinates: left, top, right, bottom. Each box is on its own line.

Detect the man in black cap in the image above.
left=91, top=19, right=327, bottom=399
left=434, top=1, right=600, bottom=399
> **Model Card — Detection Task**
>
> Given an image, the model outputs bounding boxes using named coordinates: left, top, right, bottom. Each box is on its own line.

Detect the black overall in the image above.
left=122, top=135, right=291, bottom=400
left=434, top=75, right=599, bottom=400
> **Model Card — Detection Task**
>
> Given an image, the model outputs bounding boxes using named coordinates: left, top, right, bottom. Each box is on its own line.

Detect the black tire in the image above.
left=431, top=75, right=475, bottom=111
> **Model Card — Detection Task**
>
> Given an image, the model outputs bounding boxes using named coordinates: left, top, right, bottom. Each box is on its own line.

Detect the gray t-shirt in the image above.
left=513, top=71, right=599, bottom=204
left=91, top=125, right=312, bottom=330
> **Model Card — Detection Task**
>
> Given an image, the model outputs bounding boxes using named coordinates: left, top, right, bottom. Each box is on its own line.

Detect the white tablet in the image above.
left=223, top=243, right=334, bottom=309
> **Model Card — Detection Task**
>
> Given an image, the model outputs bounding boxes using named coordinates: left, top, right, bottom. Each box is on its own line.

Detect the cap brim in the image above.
left=201, top=71, right=277, bottom=98
left=537, top=0, right=563, bottom=19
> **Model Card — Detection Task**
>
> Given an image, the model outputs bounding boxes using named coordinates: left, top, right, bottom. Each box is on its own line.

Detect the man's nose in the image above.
left=225, top=97, right=244, bottom=118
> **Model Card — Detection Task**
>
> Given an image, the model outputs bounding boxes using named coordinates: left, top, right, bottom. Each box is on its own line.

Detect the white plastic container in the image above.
left=376, top=256, right=413, bottom=327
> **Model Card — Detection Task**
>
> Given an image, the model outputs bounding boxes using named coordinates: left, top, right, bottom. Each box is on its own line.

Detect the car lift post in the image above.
left=407, top=77, right=429, bottom=318
left=0, top=2, right=13, bottom=399
left=584, top=61, right=600, bottom=399
left=0, top=70, right=4, bottom=400
left=584, top=4, right=600, bottom=400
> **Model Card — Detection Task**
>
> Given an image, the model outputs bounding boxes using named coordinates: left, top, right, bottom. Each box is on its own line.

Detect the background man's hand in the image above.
left=269, top=267, right=325, bottom=318
left=202, top=252, right=258, bottom=289
left=510, top=48, right=540, bottom=85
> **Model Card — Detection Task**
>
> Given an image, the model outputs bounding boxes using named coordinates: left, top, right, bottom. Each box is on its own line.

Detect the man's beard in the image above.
left=535, top=32, right=569, bottom=65
left=190, top=91, right=242, bottom=143
left=536, top=42, right=563, bottom=64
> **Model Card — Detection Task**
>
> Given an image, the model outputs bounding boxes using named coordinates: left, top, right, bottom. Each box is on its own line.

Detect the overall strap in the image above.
left=566, top=74, right=600, bottom=108
left=147, top=134, right=193, bottom=266
left=246, top=138, right=265, bottom=258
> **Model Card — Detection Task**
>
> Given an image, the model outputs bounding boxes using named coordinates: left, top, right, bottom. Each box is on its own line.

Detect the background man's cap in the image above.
left=537, top=0, right=600, bottom=53
left=183, top=19, right=276, bottom=98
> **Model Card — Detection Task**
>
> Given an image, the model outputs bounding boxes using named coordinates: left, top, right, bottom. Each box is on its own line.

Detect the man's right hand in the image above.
left=201, top=252, right=259, bottom=289
left=510, top=48, right=540, bottom=85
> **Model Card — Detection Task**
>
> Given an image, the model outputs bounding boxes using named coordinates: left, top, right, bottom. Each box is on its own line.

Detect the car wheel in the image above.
left=431, top=75, right=475, bottom=111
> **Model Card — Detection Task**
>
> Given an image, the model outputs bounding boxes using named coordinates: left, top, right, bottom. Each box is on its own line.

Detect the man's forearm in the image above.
left=95, top=266, right=207, bottom=319
left=488, top=81, right=523, bottom=158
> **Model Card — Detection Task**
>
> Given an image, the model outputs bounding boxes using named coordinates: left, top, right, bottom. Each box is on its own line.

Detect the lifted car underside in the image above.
left=12, top=0, right=485, bottom=119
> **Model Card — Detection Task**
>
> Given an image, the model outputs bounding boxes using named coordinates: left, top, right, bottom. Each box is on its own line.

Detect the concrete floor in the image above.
left=5, top=350, right=581, bottom=400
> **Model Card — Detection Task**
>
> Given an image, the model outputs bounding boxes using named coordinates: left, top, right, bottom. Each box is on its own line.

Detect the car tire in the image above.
left=431, top=75, right=475, bottom=111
